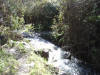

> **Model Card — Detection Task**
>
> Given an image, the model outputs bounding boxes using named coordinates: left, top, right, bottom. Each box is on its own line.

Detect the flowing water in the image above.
left=22, top=32, right=100, bottom=75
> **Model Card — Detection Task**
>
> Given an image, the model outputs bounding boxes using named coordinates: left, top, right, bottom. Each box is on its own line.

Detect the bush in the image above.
left=0, top=0, right=25, bottom=46
left=0, top=0, right=25, bottom=26
left=24, top=1, right=58, bottom=31
left=51, top=11, right=69, bottom=46
left=0, top=25, right=23, bottom=46
left=10, top=15, right=25, bottom=30
left=0, top=26, right=10, bottom=45
left=0, top=48, right=18, bottom=74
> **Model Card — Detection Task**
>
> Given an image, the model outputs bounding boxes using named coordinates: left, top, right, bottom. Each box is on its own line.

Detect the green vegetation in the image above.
left=52, top=0, right=100, bottom=71
left=0, top=0, right=100, bottom=74
left=0, top=0, right=57, bottom=74
left=10, top=15, right=24, bottom=30
left=28, top=52, right=56, bottom=75
left=0, top=48, right=18, bottom=75
left=24, top=1, right=58, bottom=31
left=0, top=38, right=55, bottom=75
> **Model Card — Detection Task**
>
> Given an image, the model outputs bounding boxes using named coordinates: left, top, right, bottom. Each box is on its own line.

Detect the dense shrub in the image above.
left=24, top=1, right=58, bottom=31
left=0, top=48, right=18, bottom=74
left=0, top=26, right=23, bottom=46
left=0, top=0, right=25, bottom=45
left=51, top=11, right=69, bottom=46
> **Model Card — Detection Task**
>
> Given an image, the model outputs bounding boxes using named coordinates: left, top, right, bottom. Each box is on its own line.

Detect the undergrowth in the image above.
left=28, top=51, right=57, bottom=75
left=0, top=48, right=18, bottom=75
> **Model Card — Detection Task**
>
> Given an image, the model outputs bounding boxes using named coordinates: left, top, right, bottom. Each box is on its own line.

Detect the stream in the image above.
left=22, top=32, right=100, bottom=75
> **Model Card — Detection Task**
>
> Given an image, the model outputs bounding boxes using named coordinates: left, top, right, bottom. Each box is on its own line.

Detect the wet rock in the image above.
left=34, top=51, right=49, bottom=60
left=0, top=35, right=7, bottom=45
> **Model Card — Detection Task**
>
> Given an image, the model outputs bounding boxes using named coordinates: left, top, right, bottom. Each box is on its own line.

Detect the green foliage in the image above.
left=24, top=1, right=58, bottom=31
left=5, top=0, right=25, bottom=16
left=0, top=0, right=25, bottom=26
left=0, top=26, right=11, bottom=45
left=56, top=0, right=100, bottom=71
left=51, top=10, right=69, bottom=45
left=0, top=25, right=23, bottom=46
left=8, top=40, right=27, bottom=53
left=34, top=24, right=44, bottom=32
left=0, top=0, right=24, bottom=45
left=7, top=40, right=16, bottom=48
left=24, top=24, right=34, bottom=32
left=0, top=0, right=100, bottom=72
left=16, top=42, right=27, bottom=53
left=28, top=52, right=56, bottom=75
left=0, top=48, right=18, bottom=74
left=0, top=26, right=10, bottom=36
left=10, top=15, right=25, bottom=30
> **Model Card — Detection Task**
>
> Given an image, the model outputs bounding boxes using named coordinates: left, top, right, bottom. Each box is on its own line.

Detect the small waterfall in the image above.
left=22, top=32, right=100, bottom=75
